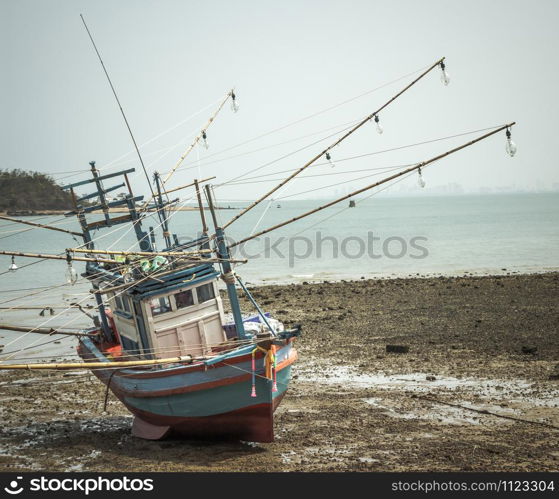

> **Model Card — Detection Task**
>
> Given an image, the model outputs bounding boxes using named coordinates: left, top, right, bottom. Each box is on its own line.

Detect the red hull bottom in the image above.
left=130, top=393, right=286, bottom=443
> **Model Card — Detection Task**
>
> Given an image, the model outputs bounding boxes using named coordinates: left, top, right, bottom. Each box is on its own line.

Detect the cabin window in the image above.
left=150, top=296, right=171, bottom=316
left=175, top=289, right=194, bottom=309
left=196, top=282, right=215, bottom=303
left=114, top=295, right=123, bottom=311
left=122, top=296, right=131, bottom=313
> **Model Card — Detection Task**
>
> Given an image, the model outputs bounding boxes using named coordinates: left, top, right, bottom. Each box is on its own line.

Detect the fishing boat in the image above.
left=0, top=26, right=518, bottom=444
left=59, top=163, right=300, bottom=442
left=1, top=163, right=301, bottom=442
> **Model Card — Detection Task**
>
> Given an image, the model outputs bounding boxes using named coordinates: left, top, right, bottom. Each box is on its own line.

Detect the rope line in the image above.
left=182, top=63, right=430, bottom=165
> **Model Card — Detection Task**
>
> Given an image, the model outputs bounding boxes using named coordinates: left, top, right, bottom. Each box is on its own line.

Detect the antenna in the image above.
left=79, top=14, right=157, bottom=203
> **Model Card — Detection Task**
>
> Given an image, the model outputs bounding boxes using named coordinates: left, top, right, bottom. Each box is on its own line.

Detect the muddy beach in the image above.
left=0, top=272, right=558, bottom=472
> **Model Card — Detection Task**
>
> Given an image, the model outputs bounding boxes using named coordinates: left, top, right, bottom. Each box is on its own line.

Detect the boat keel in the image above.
left=131, top=416, right=172, bottom=440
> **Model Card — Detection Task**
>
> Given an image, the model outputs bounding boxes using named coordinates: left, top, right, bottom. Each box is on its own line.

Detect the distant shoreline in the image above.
left=240, top=267, right=559, bottom=287
left=0, top=206, right=241, bottom=217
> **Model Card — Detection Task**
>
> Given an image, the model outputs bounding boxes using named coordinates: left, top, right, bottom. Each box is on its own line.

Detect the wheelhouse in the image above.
left=100, top=262, right=228, bottom=359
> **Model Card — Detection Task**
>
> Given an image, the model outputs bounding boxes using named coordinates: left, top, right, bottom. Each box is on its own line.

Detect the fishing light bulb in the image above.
left=231, top=92, right=239, bottom=113
left=325, top=151, right=335, bottom=168
left=65, top=262, right=78, bottom=285
left=374, top=115, right=383, bottom=135
left=9, top=256, right=17, bottom=272
left=418, top=167, right=426, bottom=188
left=505, top=128, right=517, bottom=157
left=202, top=131, right=209, bottom=150
left=440, top=61, right=450, bottom=86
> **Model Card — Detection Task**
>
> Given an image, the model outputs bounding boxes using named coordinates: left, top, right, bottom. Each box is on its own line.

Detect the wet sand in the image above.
left=0, top=272, right=558, bottom=472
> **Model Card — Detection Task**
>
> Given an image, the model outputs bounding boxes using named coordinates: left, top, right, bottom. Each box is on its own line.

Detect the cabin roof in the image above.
left=134, top=264, right=219, bottom=300
left=92, top=261, right=219, bottom=301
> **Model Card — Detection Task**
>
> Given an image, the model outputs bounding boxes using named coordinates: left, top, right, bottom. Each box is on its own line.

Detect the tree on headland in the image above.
left=0, top=169, right=73, bottom=211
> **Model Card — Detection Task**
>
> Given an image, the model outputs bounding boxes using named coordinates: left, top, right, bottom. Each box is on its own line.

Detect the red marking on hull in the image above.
left=130, top=396, right=285, bottom=442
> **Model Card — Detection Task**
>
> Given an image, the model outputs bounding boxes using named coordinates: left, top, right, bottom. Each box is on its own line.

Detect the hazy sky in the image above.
left=2, top=0, right=558, bottom=201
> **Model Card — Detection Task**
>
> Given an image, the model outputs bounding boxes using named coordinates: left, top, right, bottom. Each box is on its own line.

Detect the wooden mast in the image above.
left=194, top=179, right=209, bottom=234
left=153, top=172, right=172, bottom=249
left=204, top=185, right=248, bottom=340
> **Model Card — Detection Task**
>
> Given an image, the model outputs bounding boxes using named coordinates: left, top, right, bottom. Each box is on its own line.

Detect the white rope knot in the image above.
left=221, top=271, right=236, bottom=285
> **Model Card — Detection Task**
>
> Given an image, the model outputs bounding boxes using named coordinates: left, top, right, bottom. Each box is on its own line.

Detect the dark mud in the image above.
left=1, top=273, right=558, bottom=471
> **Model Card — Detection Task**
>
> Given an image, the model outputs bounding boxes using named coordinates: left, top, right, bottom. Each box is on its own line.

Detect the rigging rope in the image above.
left=215, top=125, right=504, bottom=188
left=276, top=165, right=409, bottom=200
left=183, top=63, right=431, bottom=165
left=169, top=117, right=362, bottom=176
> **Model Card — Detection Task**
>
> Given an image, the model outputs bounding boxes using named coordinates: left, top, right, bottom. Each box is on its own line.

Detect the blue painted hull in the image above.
left=78, top=337, right=297, bottom=442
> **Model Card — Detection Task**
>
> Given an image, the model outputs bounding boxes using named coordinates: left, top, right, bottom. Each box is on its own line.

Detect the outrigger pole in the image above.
left=139, top=92, right=235, bottom=213
left=0, top=355, right=201, bottom=371
left=0, top=215, right=83, bottom=237
left=222, top=57, right=447, bottom=230
left=0, top=324, right=90, bottom=337
left=229, top=123, right=516, bottom=249
left=160, top=92, right=234, bottom=188
left=68, top=248, right=211, bottom=257
left=0, top=250, right=115, bottom=264
left=158, top=176, right=216, bottom=197
left=0, top=250, right=245, bottom=265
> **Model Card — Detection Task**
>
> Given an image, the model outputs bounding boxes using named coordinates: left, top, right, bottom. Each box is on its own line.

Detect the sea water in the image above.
left=0, top=192, right=557, bottom=360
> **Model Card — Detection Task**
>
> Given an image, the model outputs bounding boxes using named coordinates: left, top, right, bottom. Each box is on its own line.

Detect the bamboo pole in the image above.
left=229, top=123, right=516, bottom=249
left=194, top=178, right=209, bottom=233
left=160, top=176, right=216, bottom=196
left=222, top=58, right=446, bottom=230
left=139, top=91, right=234, bottom=212
left=0, top=324, right=91, bottom=337
left=0, top=250, right=115, bottom=264
left=88, top=258, right=187, bottom=295
left=0, top=306, right=92, bottom=310
left=0, top=354, right=198, bottom=370
left=68, top=248, right=211, bottom=257
left=0, top=215, right=83, bottom=237
left=89, top=258, right=248, bottom=296
left=88, top=253, right=248, bottom=295
left=0, top=249, right=243, bottom=265
left=161, top=92, right=232, bottom=187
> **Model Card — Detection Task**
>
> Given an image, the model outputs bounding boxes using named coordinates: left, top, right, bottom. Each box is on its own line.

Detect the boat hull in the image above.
left=129, top=379, right=288, bottom=442
left=78, top=337, right=296, bottom=442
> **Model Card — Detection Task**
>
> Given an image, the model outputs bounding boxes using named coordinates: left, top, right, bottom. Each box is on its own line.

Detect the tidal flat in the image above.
left=1, top=273, right=558, bottom=471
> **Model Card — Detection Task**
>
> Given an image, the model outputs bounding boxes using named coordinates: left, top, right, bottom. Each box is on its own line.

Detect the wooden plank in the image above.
left=66, top=195, right=144, bottom=216
left=61, top=168, right=136, bottom=190
left=76, top=182, right=125, bottom=202
left=86, top=214, right=133, bottom=230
